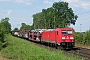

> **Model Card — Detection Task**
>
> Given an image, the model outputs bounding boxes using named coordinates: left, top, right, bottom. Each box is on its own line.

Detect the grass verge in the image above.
left=0, top=34, right=84, bottom=60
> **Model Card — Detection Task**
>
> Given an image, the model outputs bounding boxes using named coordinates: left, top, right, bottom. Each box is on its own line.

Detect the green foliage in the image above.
left=52, top=2, right=78, bottom=27
left=32, top=1, right=78, bottom=29
left=0, top=29, right=5, bottom=50
left=75, top=30, right=90, bottom=46
left=74, top=32, right=83, bottom=44
left=83, top=30, right=90, bottom=45
left=0, top=17, right=11, bottom=33
left=1, top=34, right=84, bottom=60
left=0, top=17, right=11, bottom=50
left=13, top=27, right=19, bottom=31
left=20, top=23, right=31, bottom=30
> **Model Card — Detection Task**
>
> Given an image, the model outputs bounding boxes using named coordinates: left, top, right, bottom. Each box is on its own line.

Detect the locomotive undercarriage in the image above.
left=61, top=42, right=74, bottom=49
left=56, top=42, right=75, bottom=50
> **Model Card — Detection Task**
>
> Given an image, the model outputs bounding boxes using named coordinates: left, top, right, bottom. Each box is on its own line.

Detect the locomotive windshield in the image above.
left=61, top=30, right=73, bottom=34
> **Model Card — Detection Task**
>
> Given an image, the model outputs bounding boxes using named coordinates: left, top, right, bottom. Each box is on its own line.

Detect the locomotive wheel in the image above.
left=60, top=46, right=63, bottom=50
left=55, top=44, right=59, bottom=49
left=52, top=43, right=55, bottom=47
left=56, top=44, right=63, bottom=50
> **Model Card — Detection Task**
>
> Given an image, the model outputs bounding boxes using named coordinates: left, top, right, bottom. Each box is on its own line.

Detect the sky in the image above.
left=0, top=0, right=90, bottom=32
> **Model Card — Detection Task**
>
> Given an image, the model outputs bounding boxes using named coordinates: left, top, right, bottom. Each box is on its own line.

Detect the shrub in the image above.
left=0, top=30, right=7, bottom=50
left=0, top=31, right=4, bottom=50
left=75, top=29, right=90, bottom=46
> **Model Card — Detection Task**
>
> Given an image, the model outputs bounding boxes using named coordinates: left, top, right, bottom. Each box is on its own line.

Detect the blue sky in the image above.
left=0, top=0, right=90, bottom=32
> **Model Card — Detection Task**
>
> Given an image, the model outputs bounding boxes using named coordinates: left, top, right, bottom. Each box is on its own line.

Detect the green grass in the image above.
left=0, top=34, right=84, bottom=60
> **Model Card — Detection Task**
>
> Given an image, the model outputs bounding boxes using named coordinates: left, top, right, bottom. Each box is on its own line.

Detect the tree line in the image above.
left=18, top=1, right=78, bottom=30
left=13, top=23, right=33, bottom=31
left=32, top=1, right=78, bottom=29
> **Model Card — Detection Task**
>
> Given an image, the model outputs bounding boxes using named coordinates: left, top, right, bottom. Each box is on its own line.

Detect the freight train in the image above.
left=12, top=28, right=75, bottom=49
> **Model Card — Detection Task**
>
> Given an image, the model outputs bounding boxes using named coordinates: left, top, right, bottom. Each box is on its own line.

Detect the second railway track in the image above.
left=63, top=47, right=90, bottom=60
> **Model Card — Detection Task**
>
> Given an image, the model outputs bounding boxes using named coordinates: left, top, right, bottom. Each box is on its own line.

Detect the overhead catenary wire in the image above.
left=73, top=10, right=90, bottom=20
left=76, top=11, right=90, bottom=15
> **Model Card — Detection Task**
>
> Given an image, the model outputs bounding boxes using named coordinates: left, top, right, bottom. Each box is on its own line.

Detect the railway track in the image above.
left=64, top=47, right=90, bottom=60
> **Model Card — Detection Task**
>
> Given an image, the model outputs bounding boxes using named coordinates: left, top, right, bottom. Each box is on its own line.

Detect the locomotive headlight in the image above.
left=62, top=37, right=65, bottom=39
left=70, top=37, right=74, bottom=39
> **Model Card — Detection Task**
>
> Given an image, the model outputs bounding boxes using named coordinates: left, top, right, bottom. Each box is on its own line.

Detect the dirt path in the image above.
left=0, top=52, right=9, bottom=60
left=0, top=56, right=8, bottom=60
left=75, top=44, right=90, bottom=49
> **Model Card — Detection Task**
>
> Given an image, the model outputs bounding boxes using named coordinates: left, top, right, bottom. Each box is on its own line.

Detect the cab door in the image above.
left=56, top=30, right=62, bottom=45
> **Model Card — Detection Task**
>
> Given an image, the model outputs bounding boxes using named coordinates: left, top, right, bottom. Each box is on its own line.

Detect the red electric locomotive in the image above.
left=41, top=28, right=74, bottom=49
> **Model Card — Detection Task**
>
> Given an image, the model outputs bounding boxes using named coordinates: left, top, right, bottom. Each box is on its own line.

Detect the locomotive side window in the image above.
left=61, top=30, right=67, bottom=34
left=67, top=30, right=72, bottom=34
left=61, top=30, right=72, bottom=34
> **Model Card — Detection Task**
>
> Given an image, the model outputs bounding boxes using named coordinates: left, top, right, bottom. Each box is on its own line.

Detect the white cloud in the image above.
left=15, top=0, right=32, bottom=5
left=7, top=10, right=12, bottom=16
left=54, top=0, right=90, bottom=9
left=0, top=0, right=11, bottom=1
left=15, top=0, right=24, bottom=3
left=0, top=0, right=35, bottom=5
left=81, top=3, right=90, bottom=9
left=26, top=2, right=31, bottom=5
left=63, top=0, right=78, bottom=3
left=62, top=0, right=90, bottom=9
left=44, top=0, right=52, bottom=4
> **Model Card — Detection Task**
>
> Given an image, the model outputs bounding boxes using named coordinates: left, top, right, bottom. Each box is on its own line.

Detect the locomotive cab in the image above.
left=56, top=28, right=74, bottom=49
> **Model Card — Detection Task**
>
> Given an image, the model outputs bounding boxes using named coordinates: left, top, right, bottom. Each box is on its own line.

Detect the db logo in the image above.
left=66, top=36, right=69, bottom=39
